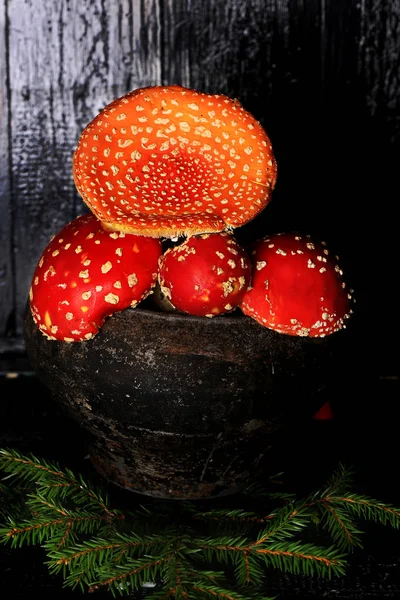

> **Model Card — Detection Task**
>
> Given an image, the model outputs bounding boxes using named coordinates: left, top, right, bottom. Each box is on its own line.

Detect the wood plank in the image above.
left=357, top=0, right=400, bottom=147
left=162, top=0, right=327, bottom=117
left=8, top=0, right=161, bottom=338
left=0, top=0, right=14, bottom=339
left=160, top=0, right=191, bottom=87
left=162, top=0, right=278, bottom=108
left=354, top=0, right=400, bottom=316
left=160, top=0, right=332, bottom=237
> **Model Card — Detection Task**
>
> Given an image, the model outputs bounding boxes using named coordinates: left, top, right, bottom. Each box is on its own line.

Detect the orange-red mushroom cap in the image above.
left=241, top=232, right=355, bottom=338
left=29, top=213, right=162, bottom=342
left=72, top=85, right=277, bottom=238
left=158, top=232, right=252, bottom=317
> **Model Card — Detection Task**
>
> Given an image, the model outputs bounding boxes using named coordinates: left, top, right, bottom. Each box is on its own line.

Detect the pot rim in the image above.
left=124, top=305, right=247, bottom=324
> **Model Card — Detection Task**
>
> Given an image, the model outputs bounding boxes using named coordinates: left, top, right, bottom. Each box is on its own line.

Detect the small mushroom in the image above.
left=158, top=232, right=252, bottom=317
left=72, top=85, right=277, bottom=239
left=29, top=213, right=162, bottom=342
left=240, top=232, right=354, bottom=337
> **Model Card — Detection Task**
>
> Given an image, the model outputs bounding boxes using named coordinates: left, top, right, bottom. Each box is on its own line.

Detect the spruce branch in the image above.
left=317, top=463, right=355, bottom=498
left=1, top=448, right=400, bottom=598
left=330, top=494, right=400, bottom=528
left=256, top=541, right=347, bottom=577
left=89, top=553, right=172, bottom=595
left=0, top=448, right=113, bottom=512
left=315, top=501, right=364, bottom=551
left=303, top=464, right=400, bottom=551
left=253, top=503, right=310, bottom=544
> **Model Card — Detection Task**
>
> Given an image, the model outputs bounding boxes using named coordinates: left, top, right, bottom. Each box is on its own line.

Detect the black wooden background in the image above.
left=0, top=0, right=399, bottom=367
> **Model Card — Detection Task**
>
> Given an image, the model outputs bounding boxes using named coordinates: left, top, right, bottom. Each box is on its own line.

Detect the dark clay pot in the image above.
left=24, top=305, right=351, bottom=499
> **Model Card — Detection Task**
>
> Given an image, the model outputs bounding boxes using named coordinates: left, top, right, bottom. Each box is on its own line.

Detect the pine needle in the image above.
left=1, top=447, right=399, bottom=598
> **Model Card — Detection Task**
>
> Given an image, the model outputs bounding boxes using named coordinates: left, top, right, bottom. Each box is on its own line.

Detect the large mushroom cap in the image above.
left=72, top=85, right=277, bottom=239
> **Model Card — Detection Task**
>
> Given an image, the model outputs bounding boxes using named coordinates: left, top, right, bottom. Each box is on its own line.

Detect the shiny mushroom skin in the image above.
left=72, top=85, right=277, bottom=239
left=240, top=232, right=354, bottom=337
left=29, top=213, right=162, bottom=342
left=158, top=232, right=252, bottom=317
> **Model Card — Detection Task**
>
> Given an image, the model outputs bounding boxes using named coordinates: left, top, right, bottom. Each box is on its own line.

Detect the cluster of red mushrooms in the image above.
left=29, top=85, right=354, bottom=343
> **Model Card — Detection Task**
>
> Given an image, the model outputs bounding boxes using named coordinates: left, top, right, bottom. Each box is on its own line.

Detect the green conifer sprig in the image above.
left=1, top=448, right=400, bottom=599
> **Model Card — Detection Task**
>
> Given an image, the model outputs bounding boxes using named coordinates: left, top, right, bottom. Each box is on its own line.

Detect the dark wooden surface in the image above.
left=1, top=0, right=399, bottom=357
left=1, top=372, right=400, bottom=598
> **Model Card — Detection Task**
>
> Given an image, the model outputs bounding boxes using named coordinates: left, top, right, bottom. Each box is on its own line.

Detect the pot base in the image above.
left=87, top=419, right=277, bottom=499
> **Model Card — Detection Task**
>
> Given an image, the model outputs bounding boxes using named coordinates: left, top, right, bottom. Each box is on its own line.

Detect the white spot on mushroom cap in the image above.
left=128, top=273, right=138, bottom=287
left=101, top=261, right=113, bottom=274
left=104, top=293, right=120, bottom=304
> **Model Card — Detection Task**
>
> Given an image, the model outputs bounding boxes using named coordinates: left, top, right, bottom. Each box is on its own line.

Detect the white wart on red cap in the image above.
left=72, top=85, right=277, bottom=239
left=240, top=232, right=354, bottom=337
left=29, top=213, right=162, bottom=342
left=158, top=232, right=252, bottom=317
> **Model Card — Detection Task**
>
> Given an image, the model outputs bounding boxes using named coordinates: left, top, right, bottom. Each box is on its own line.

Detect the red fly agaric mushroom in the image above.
left=72, top=85, right=277, bottom=239
left=29, top=213, right=162, bottom=342
left=240, top=232, right=354, bottom=337
left=158, top=232, right=252, bottom=317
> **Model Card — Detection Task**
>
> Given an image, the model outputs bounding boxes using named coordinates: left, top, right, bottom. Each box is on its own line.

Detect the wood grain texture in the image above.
left=162, top=0, right=277, bottom=113
left=358, top=0, right=400, bottom=138
left=5, top=0, right=161, bottom=341
left=0, top=0, right=13, bottom=341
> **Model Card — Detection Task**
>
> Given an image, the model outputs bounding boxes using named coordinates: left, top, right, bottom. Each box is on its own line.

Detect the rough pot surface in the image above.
left=24, top=306, right=352, bottom=499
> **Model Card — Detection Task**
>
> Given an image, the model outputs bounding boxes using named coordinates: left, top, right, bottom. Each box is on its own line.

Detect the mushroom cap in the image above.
left=158, top=232, right=252, bottom=317
left=29, top=213, right=162, bottom=342
left=240, top=232, right=354, bottom=337
left=72, top=85, right=277, bottom=238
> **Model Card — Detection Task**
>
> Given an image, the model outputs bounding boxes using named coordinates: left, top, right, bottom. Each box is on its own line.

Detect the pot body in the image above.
left=24, top=306, right=349, bottom=499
